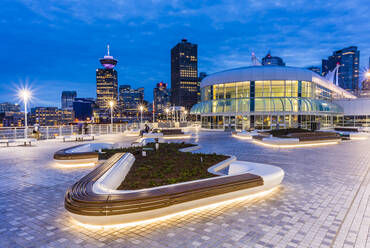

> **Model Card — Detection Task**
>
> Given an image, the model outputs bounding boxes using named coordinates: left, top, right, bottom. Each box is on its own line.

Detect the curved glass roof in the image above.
left=190, top=97, right=343, bottom=114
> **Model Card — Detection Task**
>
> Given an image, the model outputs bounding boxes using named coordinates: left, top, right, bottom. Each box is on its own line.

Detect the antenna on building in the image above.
left=107, top=44, right=110, bottom=56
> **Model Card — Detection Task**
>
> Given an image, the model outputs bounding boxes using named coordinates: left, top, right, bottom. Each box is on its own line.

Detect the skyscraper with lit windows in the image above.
left=171, top=39, right=198, bottom=109
left=96, top=45, right=118, bottom=109
left=321, top=46, right=360, bottom=91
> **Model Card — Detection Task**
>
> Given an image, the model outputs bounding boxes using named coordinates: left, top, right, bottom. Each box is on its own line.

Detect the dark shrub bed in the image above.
left=99, top=142, right=229, bottom=190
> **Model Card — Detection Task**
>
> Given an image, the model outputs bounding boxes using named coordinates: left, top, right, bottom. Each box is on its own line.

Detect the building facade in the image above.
left=322, top=46, right=360, bottom=91
left=261, top=52, right=285, bottom=66
left=30, top=107, right=73, bottom=126
left=0, top=102, right=20, bottom=113
left=153, top=82, right=170, bottom=113
left=171, top=39, right=198, bottom=109
left=191, top=66, right=355, bottom=130
left=96, top=46, right=118, bottom=109
left=119, top=85, right=144, bottom=110
left=73, top=98, right=95, bottom=121
left=61, top=91, right=77, bottom=110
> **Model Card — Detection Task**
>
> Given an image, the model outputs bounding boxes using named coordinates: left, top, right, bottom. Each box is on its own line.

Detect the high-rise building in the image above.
left=153, top=82, right=170, bottom=113
left=307, top=66, right=321, bottom=75
left=171, top=39, right=198, bottom=109
left=321, top=46, right=360, bottom=90
left=0, top=102, right=20, bottom=113
left=73, top=98, right=96, bottom=121
left=96, top=45, right=118, bottom=109
left=261, top=51, right=285, bottom=66
left=118, top=85, right=144, bottom=110
left=61, top=91, right=77, bottom=110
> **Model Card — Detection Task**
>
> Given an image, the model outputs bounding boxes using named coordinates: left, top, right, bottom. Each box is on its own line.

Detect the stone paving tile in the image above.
left=0, top=131, right=369, bottom=247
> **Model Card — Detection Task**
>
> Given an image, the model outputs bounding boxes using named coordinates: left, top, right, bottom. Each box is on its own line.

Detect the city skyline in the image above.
left=1, top=0, right=370, bottom=107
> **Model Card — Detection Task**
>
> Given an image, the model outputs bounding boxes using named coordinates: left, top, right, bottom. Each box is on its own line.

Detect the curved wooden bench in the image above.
left=53, top=145, right=98, bottom=161
left=65, top=153, right=265, bottom=224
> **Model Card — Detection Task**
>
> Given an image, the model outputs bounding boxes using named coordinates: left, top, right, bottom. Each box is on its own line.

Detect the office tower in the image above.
left=153, top=82, right=170, bottom=113
left=0, top=102, right=20, bottom=113
left=119, top=85, right=144, bottom=110
left=261, top=51, right=285, bottom=66
left=321, top=46, right=360, bottom=90
left=171, top=39, right=198, bottom=109
left=96, top=45, right=118, bottom=109
left=73, top=98, right=96, bottom=121
left=307, top=66, right=321, bottom=75
left=61, top=91, right=77, bottom=110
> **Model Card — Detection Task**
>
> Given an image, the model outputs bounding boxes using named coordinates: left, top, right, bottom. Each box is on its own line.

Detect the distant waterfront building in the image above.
left=2, top=112, right=25, bottom=127
left=321, top=46, right=360, bottom=91
left=119, top=85, right=144, bottom=110
left=171, top=39, right=198, bottom=109
left=191, top=66, right=355, bottom=130
left=73, top=98, right=95, bottom=121
left=153, top=82, right=170, bottom=113
left=261, top=52, right=285, bottom=66
left=30, top=107, right=73, bottom=126
left=0, top=102, right=20, bottom=113
left=96, top=45, right=118, bottom=109
left=307, top=66, right=321, bottom=75
left=61, top=91, right=77, bottom=110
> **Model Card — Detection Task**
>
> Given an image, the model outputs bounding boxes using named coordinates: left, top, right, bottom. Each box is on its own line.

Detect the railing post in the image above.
left=71, top=125, right=73, bottom=135
left=59, top=126, right=62, bottom=137
left=14, top=127, right=16, bottom=139
left=46, top=126, right=49, bottom=139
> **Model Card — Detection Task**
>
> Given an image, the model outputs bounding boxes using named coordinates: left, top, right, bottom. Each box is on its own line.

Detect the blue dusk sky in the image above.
left=1, top=0, right=369, bottom=107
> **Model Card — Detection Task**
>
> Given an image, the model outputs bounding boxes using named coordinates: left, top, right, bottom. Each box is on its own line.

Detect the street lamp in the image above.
left=165, top=108, right=169, bottom=122
left=184, top=110, right=188, bottom=122
left=139, top=105, right=144, bottom=124
left=19, top=89, right=31, bottom=138
left=366, top=71, right=370, bottom=78
left=109, top=101, right=114, bottom=133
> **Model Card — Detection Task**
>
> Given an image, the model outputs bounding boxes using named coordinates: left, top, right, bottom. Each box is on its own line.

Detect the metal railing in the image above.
left=0, top=122, right=196, bottom=140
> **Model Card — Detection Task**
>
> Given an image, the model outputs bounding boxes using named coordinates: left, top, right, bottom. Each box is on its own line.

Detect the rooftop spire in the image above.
left=107, top=44, right=110, bottom=56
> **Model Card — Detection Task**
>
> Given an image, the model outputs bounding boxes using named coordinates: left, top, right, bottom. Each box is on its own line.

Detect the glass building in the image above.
left=322, top=46, right=360, bottom=91
left=61, top=91, right=77, bottom=110
left=171, top=39, right=198, bottom=109
left=190, top=66, right=356, bottom=130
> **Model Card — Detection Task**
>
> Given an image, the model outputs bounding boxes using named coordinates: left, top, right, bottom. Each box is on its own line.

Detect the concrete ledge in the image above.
left=53, top=143, right=113, bottom=165
left=253, top=138, right=340, bottom=148
left=123, top=129, right=141, bottom=136
left=65, top=146, right=284, bottom=226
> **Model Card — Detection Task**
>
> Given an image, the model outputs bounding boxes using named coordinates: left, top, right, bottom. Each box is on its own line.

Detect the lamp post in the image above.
left=19, top=89, right=30, bottom=139
left=184, top=110, right=188, bottom=122
left=109, top=101, right=114, bottom=133
left=139, top=105, right=144, bottom=124
left=165, top=108, right=169, bottom=122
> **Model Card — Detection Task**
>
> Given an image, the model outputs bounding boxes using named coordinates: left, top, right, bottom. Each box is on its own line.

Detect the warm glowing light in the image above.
left=109, top=101, right=114, bottom=108
left=232, top=133, right=253, bottom=140
left=366, top=71, right=370, bottom=78
left=71, top=186, right=280, bottom=229
left=350, top=136, right=368, bottom=140
left=139, top=105, right=144, bottom=111
left=184, top=110, right=188, bottom=115
left=253, top=139, right=339, bottom=148
left=163, top=135, right=192, bottom=139
left=52, top=162, right=97, bottom=169
left=165, top=108, right=169, bottom=113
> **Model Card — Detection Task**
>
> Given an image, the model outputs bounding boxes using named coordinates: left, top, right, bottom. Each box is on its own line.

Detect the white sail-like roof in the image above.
left=201, top=66, right=356, bottom=99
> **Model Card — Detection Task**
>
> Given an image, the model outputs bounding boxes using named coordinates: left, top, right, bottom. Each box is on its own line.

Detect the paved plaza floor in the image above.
left=0, top=131, right=369, bottom=248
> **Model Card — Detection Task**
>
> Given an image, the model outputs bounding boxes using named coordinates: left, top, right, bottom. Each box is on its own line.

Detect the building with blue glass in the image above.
left=190, top=66, right=356, bottom=130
